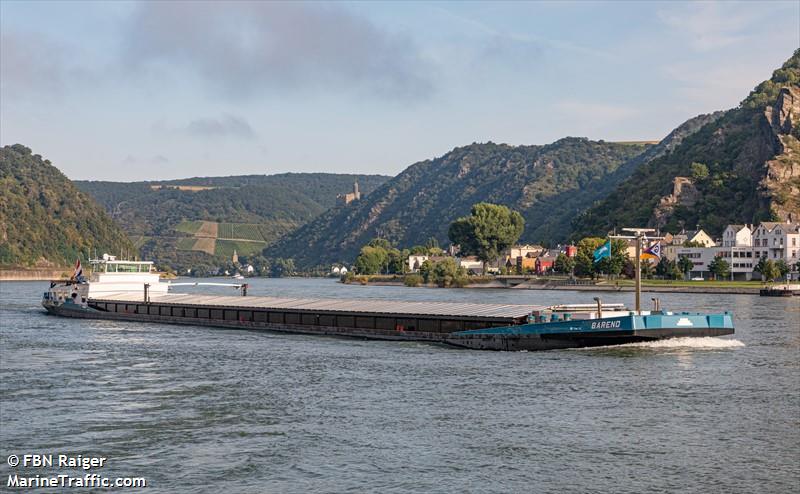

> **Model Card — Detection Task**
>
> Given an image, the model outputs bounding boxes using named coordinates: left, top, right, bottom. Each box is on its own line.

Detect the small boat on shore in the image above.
left=759, top=284, right=799, bottom=297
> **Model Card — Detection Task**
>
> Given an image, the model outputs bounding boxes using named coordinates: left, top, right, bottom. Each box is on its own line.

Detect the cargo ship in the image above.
left=41, top=252, right=734, bottom=351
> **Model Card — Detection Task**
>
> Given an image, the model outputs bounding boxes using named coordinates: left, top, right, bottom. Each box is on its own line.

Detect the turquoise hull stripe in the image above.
left=452, top=312, right=734, bottom=336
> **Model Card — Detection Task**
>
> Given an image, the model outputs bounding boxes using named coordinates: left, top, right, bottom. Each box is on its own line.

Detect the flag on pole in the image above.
left=641, top=242, right=663, bottom=261
left=593, top=240, right=611, bottom=263
left=72, top=259, right=83, bottom=280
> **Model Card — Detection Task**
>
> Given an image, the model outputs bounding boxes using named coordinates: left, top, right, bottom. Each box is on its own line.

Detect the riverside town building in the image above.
left=664, top=221, right=800, bottom=280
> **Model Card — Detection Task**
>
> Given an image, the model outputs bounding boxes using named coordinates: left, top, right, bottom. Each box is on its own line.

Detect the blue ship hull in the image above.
left=445, top=312, right=735, bottom=350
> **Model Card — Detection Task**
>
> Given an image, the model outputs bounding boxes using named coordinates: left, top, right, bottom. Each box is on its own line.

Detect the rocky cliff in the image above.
left=763, top=86, right=800, bottom=221
left=573, top=49, right=800, bottom=237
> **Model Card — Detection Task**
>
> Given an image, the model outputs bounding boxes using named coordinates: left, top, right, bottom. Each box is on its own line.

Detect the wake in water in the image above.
left=578, top=337, right=745, bottom=351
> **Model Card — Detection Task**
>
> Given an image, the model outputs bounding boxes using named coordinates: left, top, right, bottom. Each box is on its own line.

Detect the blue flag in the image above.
left=593, top=240, right=611, bottom=263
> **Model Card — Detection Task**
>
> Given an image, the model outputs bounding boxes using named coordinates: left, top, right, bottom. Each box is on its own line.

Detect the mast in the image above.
left=611, top=228, right=661, bottom=314
left=635, top=233, right=642, bottom=312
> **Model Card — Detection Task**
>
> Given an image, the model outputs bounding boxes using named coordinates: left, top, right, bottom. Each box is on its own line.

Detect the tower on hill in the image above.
left=337, top=181, right=361, bottom=206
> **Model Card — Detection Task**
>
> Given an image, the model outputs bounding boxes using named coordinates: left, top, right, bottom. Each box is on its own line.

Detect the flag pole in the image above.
left=612, top=228, right=661, bottom=315
left=635, top=234, right=641, bottom=313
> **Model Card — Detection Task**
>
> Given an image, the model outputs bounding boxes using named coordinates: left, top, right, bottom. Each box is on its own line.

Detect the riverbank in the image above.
left=1, top=268, right=182, bottom=282
left=0, top=268, right=71, bottom=281
left=342, top=276, right=798, bottom=295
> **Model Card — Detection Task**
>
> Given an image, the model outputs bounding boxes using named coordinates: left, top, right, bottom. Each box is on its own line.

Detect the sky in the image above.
left=1, top=1, right=798, bottom=181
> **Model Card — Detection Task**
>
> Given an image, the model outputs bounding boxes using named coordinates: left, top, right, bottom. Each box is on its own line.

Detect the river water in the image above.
left=1, top=278, right=798, bottom=493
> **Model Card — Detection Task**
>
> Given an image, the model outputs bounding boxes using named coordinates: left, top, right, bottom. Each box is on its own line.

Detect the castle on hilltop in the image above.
left=337, top=181, right=361, bottom=206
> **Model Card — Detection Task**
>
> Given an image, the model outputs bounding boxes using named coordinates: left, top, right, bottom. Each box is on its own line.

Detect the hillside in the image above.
left=75, top=173, right=388, bottom=268
left=266, top=138, right=650, bottom=269
left=0, top=145, right=133, bottom=267
left=573, top=49, right=800, bottom=238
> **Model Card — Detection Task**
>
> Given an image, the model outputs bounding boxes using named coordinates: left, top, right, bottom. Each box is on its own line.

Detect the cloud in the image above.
left=432, top=5, right=613, bottom=62
left=122, top=2, right=433, bottom=100
left=657, top=2, right=766, bottom=52
left=151, top=114, right=257, bottom=140
left=121, top=154, right=170, bottom=165
left=185, top=115, right=256, bottom=140
left=0, top=31, right=72, bottom=98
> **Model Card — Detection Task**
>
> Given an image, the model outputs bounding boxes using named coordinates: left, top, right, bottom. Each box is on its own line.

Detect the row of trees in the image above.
left=418, top=258, right=469, bottom=287
left=353, top=238, right=444, bottom=275
left=353, top=201, right=799, bottom=283
left=686, top=256, right=792, bottom=281
left=755, top=257, right=793, bottom=282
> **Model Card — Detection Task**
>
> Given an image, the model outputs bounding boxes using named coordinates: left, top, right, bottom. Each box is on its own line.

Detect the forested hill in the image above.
left=266, top=138, right=649, bottom=269
left=77, top=173, right=389, bottom=215
left=0, top=145, right=133, bottom=267
left=573, top=49, right=800, bottom=239
left=75, top=173, right=389, bottom=269
left=77, top=173, right=388, bottom=237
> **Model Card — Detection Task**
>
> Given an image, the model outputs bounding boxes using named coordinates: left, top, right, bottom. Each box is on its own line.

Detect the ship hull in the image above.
left=43, top=301, right=734, bottom=352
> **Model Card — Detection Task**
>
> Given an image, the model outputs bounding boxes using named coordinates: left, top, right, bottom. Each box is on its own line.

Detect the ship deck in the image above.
left=92, top=293, right=541, bottom=322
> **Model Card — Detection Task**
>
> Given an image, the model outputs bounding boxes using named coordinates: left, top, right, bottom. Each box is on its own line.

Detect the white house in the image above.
left=457, top=256, right=483, bottom=274
left=721, top=224, right=753, bottom=247
left=664, top=229, right=715, bottom=261
left=407, top=255, right=429, bottom=273
left=509, top=244, right=545, bottom=259
left=671, top=229, right=716, bottom=247
left=752, top=221, right=800, bottom=265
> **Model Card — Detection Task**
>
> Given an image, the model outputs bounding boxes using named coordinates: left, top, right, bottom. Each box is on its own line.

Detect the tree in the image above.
left=419, top=260, right=433, bottom=283
left=574, top=237, right=605, bottom=278
left=409, top=245, right=428, bottom=255
left=387, top=248, right=408, bottom=274
left=448, top=203, right=524, bottom=274
left=367, top=238, right=392, bottom=250
left=554, top=253, right=576, bottom=275
left=708, top=256, right=730, bottom=280
left=354, top=246, right=388, bottom=275
left=269, top=258, right=295, bottom=277
left=761, top=259, right=780, bottom=282
left=754, top=255, right=768, bottom=274
left=678, top=256, right=694, bottom=278
left=656, top=258, right=683, bottom=280
left=775, top=259, right=790, bottom=280
left=595, top=239, right=629, bottom=277
left=640, top=260, right=656, bottom=279
left=690, top=162, right=709, bottom=181
left=431, top=258, right=466, bottom=287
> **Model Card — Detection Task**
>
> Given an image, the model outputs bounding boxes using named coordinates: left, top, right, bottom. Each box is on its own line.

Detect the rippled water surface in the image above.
left=1, top=279, right=798, bottom=493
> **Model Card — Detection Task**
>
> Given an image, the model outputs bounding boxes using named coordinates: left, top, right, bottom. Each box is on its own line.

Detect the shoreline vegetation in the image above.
left=341, top=274, right=792, bottom=295
left=2, top=268, right=793, bottom=296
